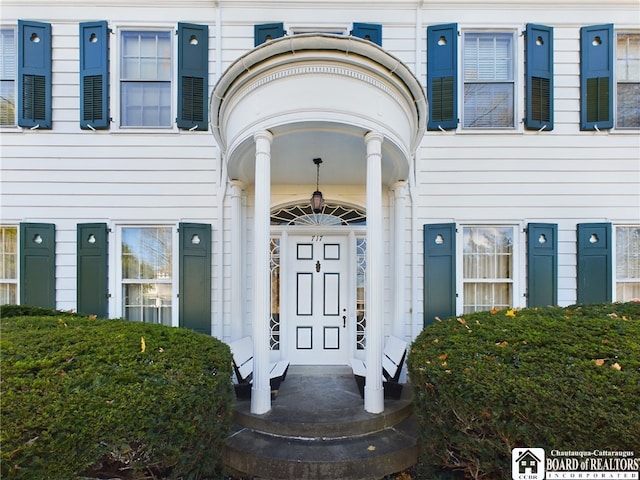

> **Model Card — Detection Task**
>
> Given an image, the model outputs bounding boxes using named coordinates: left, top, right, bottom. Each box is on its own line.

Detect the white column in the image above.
left=251, top=130, right=273, bottom=414
left=391, top=181, right=408, bottom=340
left=364, top=131, right=385, bottom=414
left=230, top=180, right=245, bottom=340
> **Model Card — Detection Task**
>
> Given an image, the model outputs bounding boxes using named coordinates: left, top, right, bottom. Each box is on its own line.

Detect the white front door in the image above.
left=286, top=234, right=350, bottom=365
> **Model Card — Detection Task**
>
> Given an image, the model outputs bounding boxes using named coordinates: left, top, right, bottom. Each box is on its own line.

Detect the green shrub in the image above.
left=407, top=302, right=640, bottom=480
left=0, top=304, right=84, bottom=318
left=1, top=311, right=233, bottom=480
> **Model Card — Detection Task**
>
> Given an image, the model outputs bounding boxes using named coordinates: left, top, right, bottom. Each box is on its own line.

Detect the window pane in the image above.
left=617, top=84, right=640, bottom=127
left=121, top=30, right=171, bottom=128
left=464, top=33, right=513, bottom=81
left=0, top=227, right=17, bottom=304
left=123, top=283, right=172, bottom=324
left=463, top=226, right=513, bottom=312
left=0, top=28, right=16, bottom=126
left=464, top=83, right=514, bottom=127
left=121, top=82, right=171, bottom=127
left=121, top=227, right=172, bottom=280
left=617, top=33, right=640, bottom=128
left=616, top=226, right=640, bottom=301
left=463, top=32, right=515, bottom=128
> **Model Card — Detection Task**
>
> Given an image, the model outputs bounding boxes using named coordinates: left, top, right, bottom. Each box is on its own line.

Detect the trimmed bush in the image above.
left=407, top=303, right=640, bottom=480
left=1, top=308, right=233, bottom=480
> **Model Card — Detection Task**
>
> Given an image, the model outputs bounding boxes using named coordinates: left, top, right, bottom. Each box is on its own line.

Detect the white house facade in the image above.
left=1, top=0, right=639, bottom=413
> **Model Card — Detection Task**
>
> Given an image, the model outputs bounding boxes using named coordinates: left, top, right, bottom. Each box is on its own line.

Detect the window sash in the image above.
left=121, top=226, right=173, bottom=322
left=615, top=226, right=640, bottom=301
left=616, top=33, right=640, bottom=128
left=0, top=28, right=16, bottom=126
left=120, top=30, right=172, bottom=127
left=463, top=226, right=514, bottom=312
left=0, top=226, right=17, bottom=304
left=463, top=32, right=515, bottom=128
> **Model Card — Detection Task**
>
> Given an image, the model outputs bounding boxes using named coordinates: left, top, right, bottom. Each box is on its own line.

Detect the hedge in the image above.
left=407, top=302, right=640, bottom=480
left=0, top=306, right=233, bottom=480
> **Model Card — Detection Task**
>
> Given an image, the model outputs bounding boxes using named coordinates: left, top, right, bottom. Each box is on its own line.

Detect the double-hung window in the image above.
left=121, top=226, right=173, bottom=324
left=615, top=226, right=640, bottom=301
left=0, top=226, right=18, bottom=304
left=462, top=32, right=515, bottom=129
left=616, top=32, right=640, bottom=128
left=0, top=28, right=16, bottom=126
left=120, top=30, right=172, bottom=128
left=462, top=226, right=514, bottom=313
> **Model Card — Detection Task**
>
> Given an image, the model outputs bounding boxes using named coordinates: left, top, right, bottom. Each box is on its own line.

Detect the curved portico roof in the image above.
left=210, top=33, right=427, bottom=186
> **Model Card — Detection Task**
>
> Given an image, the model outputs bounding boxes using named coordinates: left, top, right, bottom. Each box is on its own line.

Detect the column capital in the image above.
left=364, top=130, right=384, bottom=145
left=229, top=179, right=245, bottom=197
left=391, top=180, right=409, bottom=198
left=253, top=129, right=273, bottom=144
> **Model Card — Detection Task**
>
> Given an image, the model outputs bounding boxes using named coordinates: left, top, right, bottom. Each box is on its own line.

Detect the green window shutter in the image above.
left=177, top=23, right=208, bottom=131
left=427, top=24, right=458, bottom=131
left=254, top=23, right=284, bottom=47
left=527, top=223, right=558, bottom=307
left=580, top=24, right=614, bottom=130
left=577, top=223, right=612, bottom=304
left=525, top=24, right=554, bottom=131
left=351, top=23, right=382, bottom=46
left=77, top=223, right=108, bottom=317
left=179, top=223, right=211, bottom=335
left=20, top=223, right=55, bottom=308
left=424, top=223, right=456, bottom=326
left=18, top=20, right=52, bottom=129
left=80, top=21, right=109, bottom=130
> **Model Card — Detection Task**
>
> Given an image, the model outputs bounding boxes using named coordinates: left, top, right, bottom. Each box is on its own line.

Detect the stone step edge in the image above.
left=223, top=416, right=419, bottom=480
left=232, top=398, right=414, bottom=438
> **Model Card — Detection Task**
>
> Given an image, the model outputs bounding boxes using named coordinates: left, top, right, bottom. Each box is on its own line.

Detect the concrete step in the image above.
left=222, top=366, right=418, bottom=480
left=223, top=414, right=419, bottom=480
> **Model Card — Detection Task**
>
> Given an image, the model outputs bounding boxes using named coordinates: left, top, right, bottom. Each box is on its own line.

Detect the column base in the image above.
left=364, top=384, right=385, bottom=414
left=251, top=385, right=272, bottom=415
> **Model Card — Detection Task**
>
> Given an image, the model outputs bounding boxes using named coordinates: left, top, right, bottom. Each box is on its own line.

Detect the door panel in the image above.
left=287, top=235, right=349, bottom=365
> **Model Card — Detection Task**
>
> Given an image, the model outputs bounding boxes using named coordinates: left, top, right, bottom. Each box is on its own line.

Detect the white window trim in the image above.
left=455, top=222, right=525, bottom=314
left=458, top=27, right=523, bottom=134
left=0, top=224, right=19, bottom=304
left=286, top=23, right=351, bottom=36
left=613, top=29, right=640, bottom=133
left=613, top=223, right=640, bottom=301
left=111, top=222, right=179, bottom=326
left=0, top=26, right=19, bottom=131
left=111, top=23, right=178, bottom=133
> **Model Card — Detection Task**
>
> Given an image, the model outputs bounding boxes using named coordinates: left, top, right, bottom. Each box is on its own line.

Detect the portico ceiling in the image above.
left=210, top=33, right=427, bottom=186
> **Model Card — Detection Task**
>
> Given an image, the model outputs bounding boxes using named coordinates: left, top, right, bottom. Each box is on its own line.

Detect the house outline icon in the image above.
left=516, top=450, right=542, bottom=474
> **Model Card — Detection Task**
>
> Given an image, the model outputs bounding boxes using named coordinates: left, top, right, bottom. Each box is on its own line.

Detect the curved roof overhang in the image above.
left=210, top=33, right=427, bottom=187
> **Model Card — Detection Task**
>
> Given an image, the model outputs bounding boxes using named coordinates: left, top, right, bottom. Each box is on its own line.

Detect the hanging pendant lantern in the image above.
left=310, top=158, right=324, bottom=213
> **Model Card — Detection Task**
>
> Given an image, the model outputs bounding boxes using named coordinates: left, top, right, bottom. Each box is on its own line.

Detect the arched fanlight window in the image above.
left=270, top=202, right=366, bottom=226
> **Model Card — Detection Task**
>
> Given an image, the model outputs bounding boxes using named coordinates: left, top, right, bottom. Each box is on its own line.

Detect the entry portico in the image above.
left=211, top=33, right=426, bottom=414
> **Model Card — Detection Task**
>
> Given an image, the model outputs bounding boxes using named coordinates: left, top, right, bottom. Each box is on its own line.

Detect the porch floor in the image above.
left=223, top=366, right=419, bottom=480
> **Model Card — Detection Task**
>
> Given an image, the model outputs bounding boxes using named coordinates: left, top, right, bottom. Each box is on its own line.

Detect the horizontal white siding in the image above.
left=0, top=0, right=638, bottom=332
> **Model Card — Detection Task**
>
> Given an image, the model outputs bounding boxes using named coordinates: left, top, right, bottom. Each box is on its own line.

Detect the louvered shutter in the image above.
left=580, top=24, right=614, bottom=130
left=424, top=223, right=456, bottom=325
left=352, top=23, right=382, bottom=46
left=177, top=23, right=208, bottom=131
left=527, top=223, right=558, bottom=307
left=80, top=22, right=109, bottom=130
left=254, top=23, right=284, bottom=47
left=427, top=24, right=458, bottom=130
left=577, top=223, right=612, bottom=303
left=179, top=223, right=212, bottom=335
left=525, top=24, right=554, bottom=131
left=77, top=223, right=109, bottom=317
left=18, top=20, right=51, bottom=129
left=20, top=223, right=55, bottom=308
